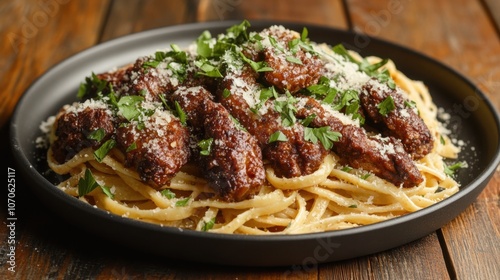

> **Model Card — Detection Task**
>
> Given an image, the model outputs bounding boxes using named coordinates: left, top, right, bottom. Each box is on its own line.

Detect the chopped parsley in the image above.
left=332, top=44, right=396, bottom=89
left=201, top=218, right=216, bottom=231
left=274, top=93, right=298, bottom=127
left=126, top=142, right=137, bottom=152
left=175, top=197, right=191, bottom=207
left=377, top=96, right=396, bottom=116
left=78, top=169, right=114, bottom=199
left=268, top=131, right=288, bottom=143
left=239, top=52, right=273, bottom=72
left=161, top=189, right=176, bottom=199
left=87, top=128, right=106, bottom=142
left=435, top=186, right=446, bottom=193
left=194, top=59, right=223, bottom=78
left=444, top=161, right=468, bottom=177
left=198, top=138, right=214, bottom=156
left=304, top=126, right=341, bottom=150
left=77, top=72, right=108, bottom=99
left=174, top=101, right=187, bottom=126
left=116, top=95, right=145, bottom=122
left=94, top=139, right=116, bottom=162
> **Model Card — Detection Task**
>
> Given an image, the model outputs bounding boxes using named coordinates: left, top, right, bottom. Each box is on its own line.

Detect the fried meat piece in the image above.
left=361, top=80, right=433, bottom=159
left=172, top=86, right=265, bottom=201
left=217, top=67, right=328, bottom=178
left=115, top=108, right=190, bottom=188
left=51, top=100, right=115, bottom=164
left=259, top=26, right=323, bottom=93
left=296, top=96, right=423, bottom=188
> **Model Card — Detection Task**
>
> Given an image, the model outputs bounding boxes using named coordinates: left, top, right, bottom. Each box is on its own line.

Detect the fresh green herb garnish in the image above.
left=161, top=189, right=176, bottom=199
left=274, top=93, right=298, bottom=127
left=286, top=56, right=303, bottom=65
left=239, top=52, right=274, bottom=72
left=300, top=114, right=316, bottom=127
left=348, top=204, right=358, bottom=208
left=268, top=131, right=289, bottom=143
left=201, top=218, right=216, bottom=231
left=361, top=173, right=371, bottom=180
left=77, top=72, right=108, bottom=99
left=176, top=197, right=191, bottom=207
left=377, top=96, right=396, bottom=116
left=87, top=128, right=105, bottom=142
left=332, top=44, right=396, bottom=88
left=78, top=169, right=113, bottom=199
left=304, top=126, right=341, bottom=150
left=444, top=161, right=468, bottom=177
left=117, top=95, right=145, bottom=122
left=126, top=142, right=137, bottom=152
left=100, top=185, right=115, bottom=199
left=194, top=59, right=223, bottom=78
left=94, top=139, right=116, bottom=162
left=341, top=166, right=353, bottom=172
left=174, top=101, right=187, bottom=126
left=198, top=138, right=214, bottom=156
left=435, top=186, right=446, bottom=193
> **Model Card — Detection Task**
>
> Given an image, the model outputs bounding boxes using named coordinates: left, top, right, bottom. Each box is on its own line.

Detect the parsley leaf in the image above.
left=78, top=72, right=108, bottom=99
left=87, top=128, right=105, bottom=142
left=198, top=138, right=214, bottom=156
left=174, top=101, right=187, bottom=126
left=94, top=139, right=116, bottom=162
left=377, top=96, right=396, bottom=116
left=161, top=189, right=176, bottom=199
left=444, top=161, right=468, bottom=177
left=239, top=52, right=274, bottom=72
left=117, top=95, right=144, bottom=122
left=304, top=126, right=341, bottom=150
left=332, top=44, right=396, bottom=88
left=194, top=59, right=223, bottom=78
left=176, top=197, right=190, bottom=207
left=268, top=131, right=289, bottom=143
left=78, top=169, right=100, bottom=197
left=274, top=93, right=298, bottom=127
left=201, top=218, right=215, bottom=231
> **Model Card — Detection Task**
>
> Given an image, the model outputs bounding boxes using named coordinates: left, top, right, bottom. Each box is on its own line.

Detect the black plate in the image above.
left=10, top=21, right=500, bottom=266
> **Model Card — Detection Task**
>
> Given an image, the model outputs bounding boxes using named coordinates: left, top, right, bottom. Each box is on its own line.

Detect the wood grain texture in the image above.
left=0, top=0, right=111, bottom=128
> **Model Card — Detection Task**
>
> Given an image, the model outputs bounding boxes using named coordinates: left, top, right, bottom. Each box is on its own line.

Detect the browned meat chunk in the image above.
left=296, top=96, right=423, bottom=188
left=259, top=26, right=323, bottom=93
left=217, top=66, right=328, bottom=178
left=172, top=86, right=265, bottom=201
left=115, top=109, right=190, bottom=188
left=52, top=102, right=114, bottom=164
left=361, top=80, right=433, bottom=159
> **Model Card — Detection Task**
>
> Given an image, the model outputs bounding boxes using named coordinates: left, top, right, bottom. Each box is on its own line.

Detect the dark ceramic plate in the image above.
left=10, top=21, right=500, bottom=267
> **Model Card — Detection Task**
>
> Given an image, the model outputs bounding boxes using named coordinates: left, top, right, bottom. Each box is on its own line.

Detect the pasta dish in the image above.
left=43, top=21, right=465, bottom=234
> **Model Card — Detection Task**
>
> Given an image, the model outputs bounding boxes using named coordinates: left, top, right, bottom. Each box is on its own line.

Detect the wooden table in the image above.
left=1, top=0, right=499, bottom=279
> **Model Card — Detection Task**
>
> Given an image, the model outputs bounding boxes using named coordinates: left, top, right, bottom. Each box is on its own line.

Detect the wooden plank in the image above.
left=196, top=0, right=348, bottom=28
left=483, top=0, right=500, bottom=32
left=440, top=185, right=500, bottom=279
left=0, top=0, right=110, bottom=128
left=100, top=0, right=201, bottom=42
left=320, top=234, right=450, bottom=280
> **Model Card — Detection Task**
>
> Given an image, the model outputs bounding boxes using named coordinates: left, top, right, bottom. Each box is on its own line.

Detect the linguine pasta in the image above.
left=44, top=23, right=462, bottom=234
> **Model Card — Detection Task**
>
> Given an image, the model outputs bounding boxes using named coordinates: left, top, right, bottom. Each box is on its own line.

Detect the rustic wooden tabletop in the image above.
left=1, top=0, right=499, bottom=279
